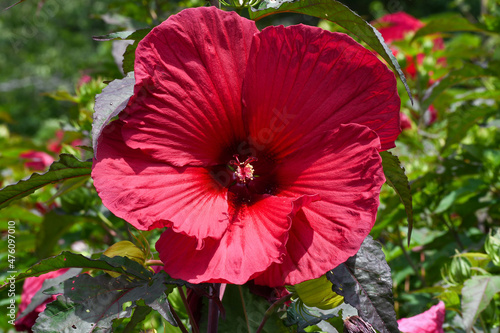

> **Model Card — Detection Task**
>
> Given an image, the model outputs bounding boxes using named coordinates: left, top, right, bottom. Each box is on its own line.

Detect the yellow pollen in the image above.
left=230, top=155, right=257, bottom=184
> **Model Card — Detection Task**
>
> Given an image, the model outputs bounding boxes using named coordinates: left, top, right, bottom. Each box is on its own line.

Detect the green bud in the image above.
left=485, top=228, right=500, bottom=267
left=294, top=274, right=344, bottom=310
left=447, top=251, right=472, bottom=285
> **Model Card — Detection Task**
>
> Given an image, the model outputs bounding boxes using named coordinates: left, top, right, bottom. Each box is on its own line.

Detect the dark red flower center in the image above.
left=209, top=148, right=279, bottom=206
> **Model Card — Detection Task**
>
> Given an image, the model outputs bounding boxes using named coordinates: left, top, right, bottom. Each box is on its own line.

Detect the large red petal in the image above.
left=242, top=24, right=400, bottom=158
left=121, top=7, right=258, bottom=166
left=254, top=124, right=385, bottom=286
left=156, top=195, right=313, bottom=285
left=92, top=120, right=230, bottom=240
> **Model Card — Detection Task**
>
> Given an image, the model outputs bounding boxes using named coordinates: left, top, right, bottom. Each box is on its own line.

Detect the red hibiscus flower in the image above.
left=373, top=12, right=443, bottom=125
left=15, top=269, right=69, bottom=332
left=375, top=12, right=424, bottom=44
left=48, top=129, right=83, bottom=154
left=92, top=7, right=400, bottom=286
left=373, top=12, right=444, bottom=78
left=397, top=301, right=446, bottom=333
left=19, top=151, right=54, bottom=171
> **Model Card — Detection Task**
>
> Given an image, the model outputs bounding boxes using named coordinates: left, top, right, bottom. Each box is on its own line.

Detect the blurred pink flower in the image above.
left=77, top=74, right=92, bottom=88
left=397, top=301, right=445, bottom=333
left=425, top=105, right=438, bottom=126
left=373, top=12, right=444, bottom=125
left=48, top=129, right=84, bottom=154
left=15, top=269, right=69, bottom=332
left=372, top=12, right=445, bottom=79
left=375, top=12, right=424, bottom=44
left=20, top=151, right=54, bottom=171
left=400, top=112, right=413, bottom=130
left=47, top=130, right=64, bottom=153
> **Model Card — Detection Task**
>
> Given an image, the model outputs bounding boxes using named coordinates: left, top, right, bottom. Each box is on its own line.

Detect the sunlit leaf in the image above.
left=327, top=236, right=398, bottom=333
left=421, top=63, right=499, bottom=111
left=0, top=154, right=92, bottom=210
left=412, top=15, right=482, bottom=41
left=123, top=305, right=152, bottom=333
left=249, top=0, right=412, bottom=102
left=35, top=211, right=80, bottom=259
left=381, top=152, right=413, bottom=242
left=92, top=31, right=137, bottom=41
left=462, top=275, right=500, bottom=333
left=434, top=179, right=486, bottom=214
left=443, top=106, right=497, bottom=152
left=46, top=176, right=90, bottom=205
left=92, top=72, right=135, bottom=155
left=121, top=29, right=151, bottom=73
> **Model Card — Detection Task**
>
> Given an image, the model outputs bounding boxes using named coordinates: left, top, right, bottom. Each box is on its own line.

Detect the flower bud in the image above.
left=294, top=274, right=344, bottom=310
left=448, top=253, right=471, bottom=285
left=485, top=228, right=500, bottom=266
left=343, top=316, right=376, bottom=333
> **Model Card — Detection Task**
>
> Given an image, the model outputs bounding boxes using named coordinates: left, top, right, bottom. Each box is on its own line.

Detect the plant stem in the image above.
left=238, top=285, right=250, bottom=333
left=479, top=312, right=490, bottom=333
left=442, top=214, right=464, bottom=250
left=179, top=286, right=200, bottom=333
left=145, top=259, right=164, bottom=267
left=256, top=293, right=293, bottom=333
left=207, top=283, right=221, bottom=333
left=396, top=224, right=426, bottom=287
left=168, top=301, right=189, bottom=333
left=96, top=211, right=117, bottom=238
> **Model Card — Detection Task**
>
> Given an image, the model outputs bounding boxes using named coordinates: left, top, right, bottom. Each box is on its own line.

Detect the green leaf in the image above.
left=434, top=179, right=486, bottom=214
left=412, top=15, right=482, bottom=41
left=46, top=176, right=90, bottom=205
left=35, top=211, right=80, bottom=259
left=121, top=29, right=151, bottom=73
left=92, top=72, right=135, bottom=155
left=92, top=31, right=137, bottom=41
left=0, top=251, right=152, bottom=289
left=33, top=272, right=175, bottom=332
left=443, top=106, right=497, bottom=152
left=249, top=0, right=412, bottom=102
left=462, top=275, right=500, bottom=333
left=421, top=63, right=498, bottom=111
left=123, top=305, right=152, bottom=333
left=381, top=152, right=413, bottom=241
left=327, top=236, right=398, bottom=333
left=0, top=154, right=92, bottom=210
